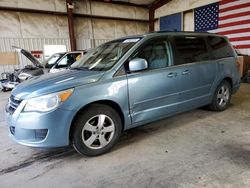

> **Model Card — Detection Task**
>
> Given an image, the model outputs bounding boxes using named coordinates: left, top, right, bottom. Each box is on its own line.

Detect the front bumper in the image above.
left=5, top=100, right=76, bottom=148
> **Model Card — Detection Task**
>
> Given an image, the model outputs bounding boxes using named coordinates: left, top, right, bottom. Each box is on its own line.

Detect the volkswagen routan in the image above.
left=5, top=31, right=240, bottom=156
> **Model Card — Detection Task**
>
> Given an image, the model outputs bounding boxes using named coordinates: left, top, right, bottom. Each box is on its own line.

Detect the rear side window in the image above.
left=173, top=36, right=210, bottom=65
left=207, top=36, right=234, bottom=59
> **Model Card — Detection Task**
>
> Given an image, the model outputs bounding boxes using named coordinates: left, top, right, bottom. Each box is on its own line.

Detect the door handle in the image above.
left=182, top=70, right=190, bottom=75
left=167, top=72, right=178, bottom=78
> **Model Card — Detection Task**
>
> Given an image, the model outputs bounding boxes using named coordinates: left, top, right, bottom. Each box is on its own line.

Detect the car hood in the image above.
left=12, top=69, right=105, bottom=99
left=12, top=46, right=42, bottom=68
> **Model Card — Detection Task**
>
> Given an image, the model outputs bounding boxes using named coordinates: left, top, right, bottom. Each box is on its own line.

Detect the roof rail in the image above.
left=145, top=30, right=210, bottom=34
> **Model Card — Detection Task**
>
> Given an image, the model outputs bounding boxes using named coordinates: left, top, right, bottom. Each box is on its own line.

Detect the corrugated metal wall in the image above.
left=76, top=38, right=109, bottom=50
left=0, top=38, right=110, bottom=75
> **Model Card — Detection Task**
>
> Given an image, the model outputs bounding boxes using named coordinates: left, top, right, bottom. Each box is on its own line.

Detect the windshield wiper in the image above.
left=70, top=67, right=89, bottom=71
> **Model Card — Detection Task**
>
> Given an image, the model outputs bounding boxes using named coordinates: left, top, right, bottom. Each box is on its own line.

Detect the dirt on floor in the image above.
left=0, top=84, right=250, bottom=188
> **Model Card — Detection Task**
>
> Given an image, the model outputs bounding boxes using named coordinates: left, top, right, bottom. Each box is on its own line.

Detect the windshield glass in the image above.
left=42, top=53, right=64, bottom=68
left=71, top=38, right=141, bottom=71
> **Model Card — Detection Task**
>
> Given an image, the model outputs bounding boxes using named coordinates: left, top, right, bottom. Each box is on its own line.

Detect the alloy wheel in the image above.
left=81, top=114, right=115, bottom=149
left=217, top=85, right=230, bottom=107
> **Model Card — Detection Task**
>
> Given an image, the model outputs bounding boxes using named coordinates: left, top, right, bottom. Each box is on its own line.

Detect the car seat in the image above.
left=149, top=45, right=167, bottom=69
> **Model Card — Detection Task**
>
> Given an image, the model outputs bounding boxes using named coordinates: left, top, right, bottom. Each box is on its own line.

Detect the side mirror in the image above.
left=129, top=58, right=148, bottom=72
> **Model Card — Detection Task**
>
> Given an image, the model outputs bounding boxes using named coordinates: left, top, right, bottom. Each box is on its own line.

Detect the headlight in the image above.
left=23, top=88, right=74, bottom=112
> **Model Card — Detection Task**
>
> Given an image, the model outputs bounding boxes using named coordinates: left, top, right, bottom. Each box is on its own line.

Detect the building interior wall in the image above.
left=0, top=0, right=149, bottom=74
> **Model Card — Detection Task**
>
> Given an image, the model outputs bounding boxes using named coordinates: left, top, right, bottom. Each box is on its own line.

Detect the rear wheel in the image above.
left=209, top=80, right=232, bottom=111
left=72, top=104, right=122, bottom=156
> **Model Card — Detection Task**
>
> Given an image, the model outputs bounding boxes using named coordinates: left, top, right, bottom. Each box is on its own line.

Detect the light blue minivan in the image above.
left=5, top=31, right=240, bottom=156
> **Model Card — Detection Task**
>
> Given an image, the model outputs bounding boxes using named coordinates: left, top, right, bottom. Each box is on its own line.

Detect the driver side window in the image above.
left=134, top=39, right=169, bottom=70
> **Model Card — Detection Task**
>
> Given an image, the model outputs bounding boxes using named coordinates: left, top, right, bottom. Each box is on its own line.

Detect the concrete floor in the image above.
left=0, top=84, right=250, bottom=188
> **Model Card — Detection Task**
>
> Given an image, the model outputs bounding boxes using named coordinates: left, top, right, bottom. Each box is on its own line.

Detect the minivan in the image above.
left=5, top=31, right=240, bottom=156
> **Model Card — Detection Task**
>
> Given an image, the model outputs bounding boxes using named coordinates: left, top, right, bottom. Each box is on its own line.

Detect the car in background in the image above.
left=1, top=47, right=87, bottom=91
left=5, top=31, right=240, bottom=156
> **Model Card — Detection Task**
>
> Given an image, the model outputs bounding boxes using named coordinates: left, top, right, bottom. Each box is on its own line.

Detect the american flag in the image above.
left=195, top=0, right=250, bottom=55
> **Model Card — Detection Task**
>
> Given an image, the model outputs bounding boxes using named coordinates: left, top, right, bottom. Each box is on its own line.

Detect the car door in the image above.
left=170, top=36, right=217, bottom=111
left=126, top=37, right=183, bottom=124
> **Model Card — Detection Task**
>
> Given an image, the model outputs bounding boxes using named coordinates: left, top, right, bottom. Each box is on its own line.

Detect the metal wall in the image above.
left=76, top=38, right=109, bottom=50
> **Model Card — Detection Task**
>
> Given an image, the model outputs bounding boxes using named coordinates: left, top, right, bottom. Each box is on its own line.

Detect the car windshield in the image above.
left=42, top=53, right=64, bottom=68
left=71, top=38, right=141, bottom=71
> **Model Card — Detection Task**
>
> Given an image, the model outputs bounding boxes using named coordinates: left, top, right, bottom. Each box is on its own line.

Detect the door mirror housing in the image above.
left=129, top=58, right=148, bottom=72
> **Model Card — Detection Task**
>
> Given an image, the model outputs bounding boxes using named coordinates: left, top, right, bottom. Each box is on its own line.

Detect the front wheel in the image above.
left=72, top=104, right=122, bottom=156
left=209, top=80, right=232, bottom=111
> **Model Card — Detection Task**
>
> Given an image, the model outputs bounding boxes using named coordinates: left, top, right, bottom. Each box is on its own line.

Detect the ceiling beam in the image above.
left=0, top=6, right=148, bottom=22
left=91, top=0, right=148, bottom=8
left=148, top=0, right=171, bottom=10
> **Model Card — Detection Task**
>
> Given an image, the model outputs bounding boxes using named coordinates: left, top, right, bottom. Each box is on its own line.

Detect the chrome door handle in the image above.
left=182, top=70, right=190, bottom=75
left=167, top=73, right=178, bottom=78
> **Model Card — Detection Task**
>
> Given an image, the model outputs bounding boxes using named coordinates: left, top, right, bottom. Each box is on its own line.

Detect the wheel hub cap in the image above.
left=217, top=85, right=229, bottom=107
left=81, top=114, right=115, bottom=149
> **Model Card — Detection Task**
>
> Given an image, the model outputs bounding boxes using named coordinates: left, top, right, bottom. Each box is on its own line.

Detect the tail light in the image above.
left=236, top=56, right=241, bottom=72
left=235, top=60, right=240, bottom=72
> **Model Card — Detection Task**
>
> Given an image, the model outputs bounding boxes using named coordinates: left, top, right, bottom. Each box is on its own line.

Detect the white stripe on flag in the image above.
left=220, top=0, right=250, bottom=9
left=219, top=7, right=250, bottom=17
left=231, top=40, right=250, bottom=46
left=237, top=49, right=250, bottom=55
left=209, top=24, right=250, bottom=33
left=225, top=32, right=250, bottom=38
left=219, top=15, right=250, bottom=25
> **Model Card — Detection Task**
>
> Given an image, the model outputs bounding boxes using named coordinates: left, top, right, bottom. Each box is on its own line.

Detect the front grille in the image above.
left=9, top=126, right=15, bottom=135
left=35, top=129, right=48, bottom=140
left=6, top=95, right=22, bottom=114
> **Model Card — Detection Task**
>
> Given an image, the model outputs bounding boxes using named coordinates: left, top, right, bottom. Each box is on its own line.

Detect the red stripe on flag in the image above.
left=219, top=0, right=238, bottom=5
left=234, top=45, right=250, bottom=49
left=219, top=11, right=250, bottom=21
left=229, top=36, right=250, bottom=42
left=219, top=20, right=250, bottom=28
left=219, top=2, right=250, bottom=13
left=219, top=28, right=250, bottom=35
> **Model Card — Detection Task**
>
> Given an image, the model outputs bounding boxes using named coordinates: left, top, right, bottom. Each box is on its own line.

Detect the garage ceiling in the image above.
left=97, top=0, right=172, bottom=9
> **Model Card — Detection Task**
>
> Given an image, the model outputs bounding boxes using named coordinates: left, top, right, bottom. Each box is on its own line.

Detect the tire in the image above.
left=72, top=104, right=122, bottom=156
left=209, top=80, right=232, bottom=111
left=2, top=87, right=8, bottom=92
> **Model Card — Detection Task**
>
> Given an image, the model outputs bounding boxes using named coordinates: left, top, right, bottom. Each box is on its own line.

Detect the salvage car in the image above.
left=5, top=31, right=240, bottom=156
left=1, top=47, right=85, bottom=91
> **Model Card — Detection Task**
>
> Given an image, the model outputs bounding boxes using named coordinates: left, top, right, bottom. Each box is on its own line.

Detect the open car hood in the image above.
left=12, top=46, right=42, bottom=68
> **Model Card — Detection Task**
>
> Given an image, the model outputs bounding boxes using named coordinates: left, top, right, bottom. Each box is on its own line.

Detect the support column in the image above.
left=66, top=0, right=76, bottom=51
left=149, top=8, right=155, bottom=32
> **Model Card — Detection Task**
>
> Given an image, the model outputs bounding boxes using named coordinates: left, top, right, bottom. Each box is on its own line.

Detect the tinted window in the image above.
left=134, top=39, right=169, bottom=70
left=173, top=36, right=210, bottom=65
left=207, top=36, right=234, bottom=59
